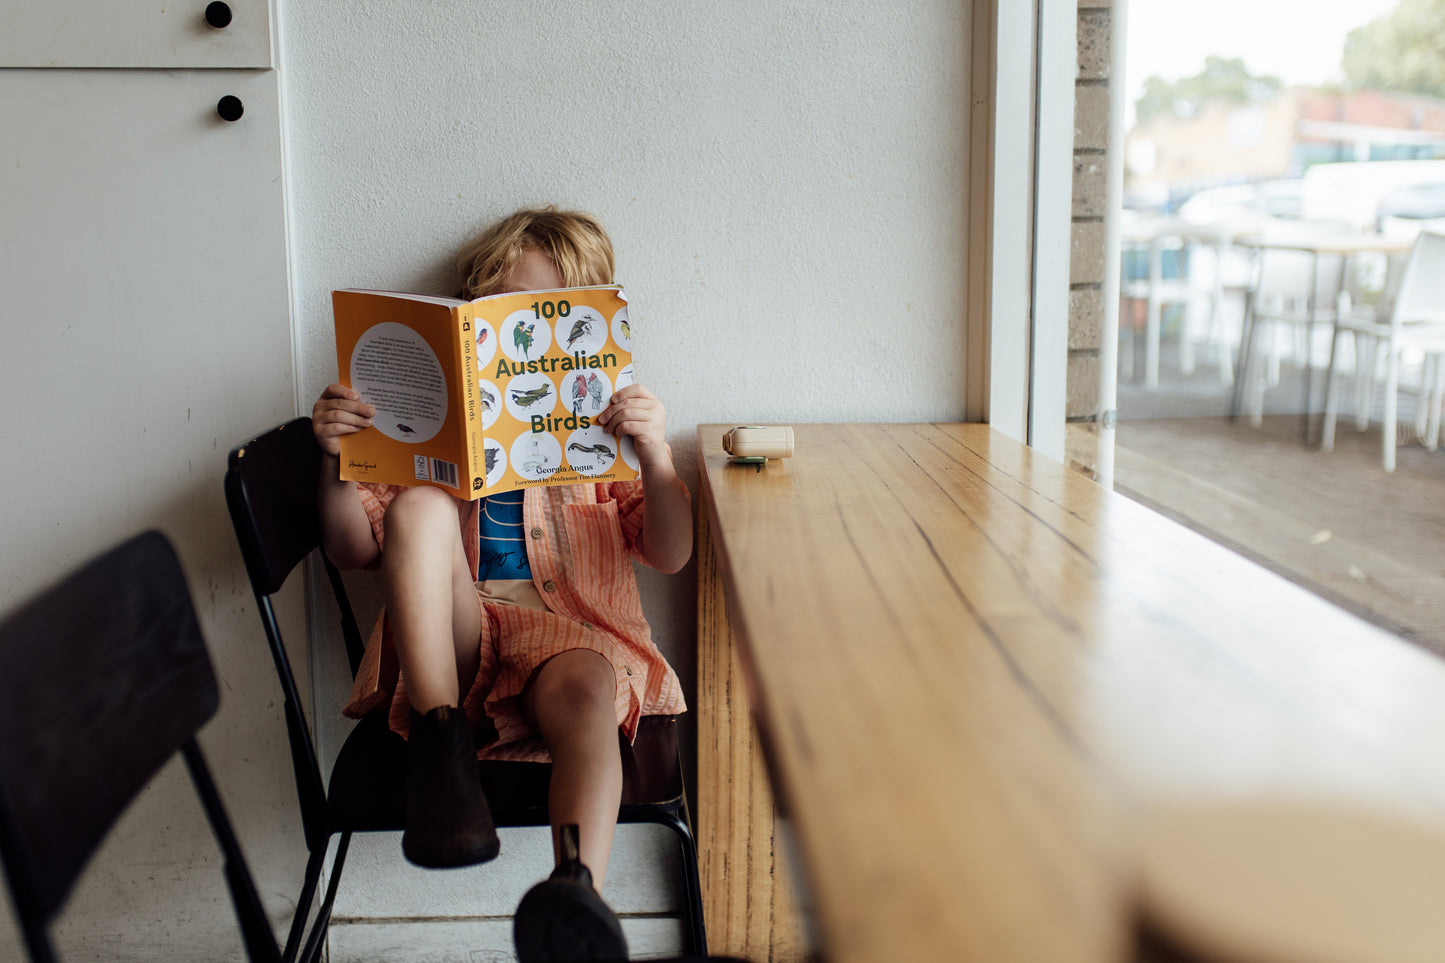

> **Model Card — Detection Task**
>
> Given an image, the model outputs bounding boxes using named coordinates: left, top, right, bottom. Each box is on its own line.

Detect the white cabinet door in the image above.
left=1, top=0, right=272, bottom=68
left=0, top=67, right=293, bottom=606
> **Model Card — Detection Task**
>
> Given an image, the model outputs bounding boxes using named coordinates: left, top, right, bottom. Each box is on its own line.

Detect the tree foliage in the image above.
left=1341, top=0, right=1445, bottom=99
left=1134, top=56, right=1283, bottom=126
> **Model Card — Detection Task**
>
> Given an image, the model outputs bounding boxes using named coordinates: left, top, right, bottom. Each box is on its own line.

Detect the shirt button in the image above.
left=625, top=665, right=634, bottom=676
left=530, top=527, right=544, bottom=539
left=542, top=580, right=557, bottom=593
left=581, top=622, right=593, bottom=630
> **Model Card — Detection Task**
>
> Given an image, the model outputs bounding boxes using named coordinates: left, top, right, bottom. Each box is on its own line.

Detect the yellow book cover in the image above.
left=332, top=285, right=638, bottom=498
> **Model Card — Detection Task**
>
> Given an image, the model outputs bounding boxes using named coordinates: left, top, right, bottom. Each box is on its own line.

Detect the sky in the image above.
left=1125, top=0, right=1402, bottom=113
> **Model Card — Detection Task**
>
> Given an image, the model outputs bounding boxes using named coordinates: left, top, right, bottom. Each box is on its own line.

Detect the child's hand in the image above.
left=595, top=384, right=670, bottom=470
left=312, top=383, right=375, bottom=457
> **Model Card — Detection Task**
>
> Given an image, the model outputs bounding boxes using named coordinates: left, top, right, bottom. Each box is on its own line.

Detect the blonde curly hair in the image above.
left=456, top=206, right=615, bottom=299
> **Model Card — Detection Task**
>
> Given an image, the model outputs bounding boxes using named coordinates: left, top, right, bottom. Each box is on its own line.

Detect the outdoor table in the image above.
left=1227, top=231, right=1413, bottom=442
left=695, top=422, right=1445, bottom=963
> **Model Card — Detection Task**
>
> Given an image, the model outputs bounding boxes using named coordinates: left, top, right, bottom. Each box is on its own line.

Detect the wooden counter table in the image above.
left=695, top=423, right=1445, bottom=963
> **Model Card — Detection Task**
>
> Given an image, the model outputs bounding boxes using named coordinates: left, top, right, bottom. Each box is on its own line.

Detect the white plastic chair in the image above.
left=1236, top=244, right=1345, bottom=425
left=1322, top=231, right=1445, bottom=472
left=1119, top=218, right=1231, bottom=388
left=1120, top=234, right=1204, bottom=387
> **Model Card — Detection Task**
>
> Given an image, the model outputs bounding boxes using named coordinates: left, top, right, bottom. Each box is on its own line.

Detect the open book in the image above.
left=332, top=285, right=638, bottom=498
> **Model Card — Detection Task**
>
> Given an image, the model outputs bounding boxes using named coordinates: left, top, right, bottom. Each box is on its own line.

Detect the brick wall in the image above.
left=1067, top=1, right=1112, bottom=477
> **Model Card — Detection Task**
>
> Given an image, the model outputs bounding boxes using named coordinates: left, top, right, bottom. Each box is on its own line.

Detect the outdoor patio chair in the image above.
left=1321, top=250, right=1412, bottom=438
left=224, top=417, right=706, bottom=963
left=1322, top=230, right=1445, bottom=472
left=1119, top=226, right=1235, bottom=388
left=0, top=531, right=281, bottom=963
left=1235, top=240, right=1346, bottom=426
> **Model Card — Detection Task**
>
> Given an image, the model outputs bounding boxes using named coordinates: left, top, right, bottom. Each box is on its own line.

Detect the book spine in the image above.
left=458, top=305, right=483, bottom=497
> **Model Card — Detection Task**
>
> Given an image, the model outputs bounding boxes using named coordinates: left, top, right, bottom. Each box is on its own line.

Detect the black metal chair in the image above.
left=224, top=417, right=706, bottom=963
left=0, top=531, right=281, bottom=963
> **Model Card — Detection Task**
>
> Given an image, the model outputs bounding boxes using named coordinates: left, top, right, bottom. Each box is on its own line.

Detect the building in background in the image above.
left=1127, top=86, right=1445, bottom=206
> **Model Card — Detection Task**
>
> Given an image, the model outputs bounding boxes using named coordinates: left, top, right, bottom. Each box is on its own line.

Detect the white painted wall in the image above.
left=281, top=0, right=973, bottom=956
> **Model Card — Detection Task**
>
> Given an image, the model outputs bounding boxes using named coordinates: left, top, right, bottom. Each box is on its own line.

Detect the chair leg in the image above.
left=1385, top=346, right=1401, bottom=473
left=282, top=847, right=327, bottom=963
left=652, top=813, right=708, bottom=958
left=1322, top=328, right=1344, bottom=452
left=1427, top=355, right=1445, bottom=450
left=1354, top=338, right=1372, bottom=432
left=1145, top=291, right=1162, bottom=390
left=183, top=742, right=283, bottom=963
left=1180, top=300, right=1196, bottom=378
left=1231, top=289, right=1259, bottom=420
left=1120, top=296, right=1136, bottom=382
left=1415, top=358, right=1435, bottom=446
left=1213, top=289, right=1233, bottom=385
left=20, top=916, right=59, bottom=963
left=300, top=832, right=352, bottom=963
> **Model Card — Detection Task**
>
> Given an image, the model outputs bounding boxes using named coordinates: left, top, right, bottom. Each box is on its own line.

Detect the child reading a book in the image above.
left=311, top=207, right=690, bottom=961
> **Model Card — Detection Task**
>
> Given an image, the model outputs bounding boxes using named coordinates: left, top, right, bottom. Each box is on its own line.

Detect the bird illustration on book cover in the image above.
left=510, top=383, right=552, bottom=408
left=564, top=315, right=593, bottom=351
left=570, top=373, right=588, bottom=414
left=512, top=320, right=536, bottom=360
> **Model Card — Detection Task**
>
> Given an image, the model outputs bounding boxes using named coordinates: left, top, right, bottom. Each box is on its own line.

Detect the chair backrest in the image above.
left=224, top=418, right=366, bottom=855
left=0, top=532, right=278, bottom=963
left=1392, top=231, right=1445, bottom=328
left=1253, top=247, right=1345, bottom=308
left=226, top=418, right=325, bottom=597
left=225, top=417, right=365, bottom=673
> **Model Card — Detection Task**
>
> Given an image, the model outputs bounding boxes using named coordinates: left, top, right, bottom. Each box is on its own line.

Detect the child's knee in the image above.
left=386, top=485, right=460, bottom=532
left=535, top=650, right=617, bottom=719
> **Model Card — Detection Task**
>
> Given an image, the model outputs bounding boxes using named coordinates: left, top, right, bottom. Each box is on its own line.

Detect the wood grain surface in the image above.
left=697, top=503, right=809, bottom=961
left=695, top=423, right=1445, bottom=963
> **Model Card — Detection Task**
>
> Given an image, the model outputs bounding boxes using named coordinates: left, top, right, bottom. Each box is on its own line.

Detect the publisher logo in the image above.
left=472, top=477, right=484, bottom=491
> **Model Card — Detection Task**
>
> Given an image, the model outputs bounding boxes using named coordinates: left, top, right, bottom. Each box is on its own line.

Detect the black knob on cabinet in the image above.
left=217, top=95, right=244, bottom=122
left=205, top=2, right=233, bottom=28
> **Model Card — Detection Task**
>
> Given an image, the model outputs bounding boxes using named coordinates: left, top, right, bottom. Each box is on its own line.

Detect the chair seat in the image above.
left=328, top=711, right=686, bottom=831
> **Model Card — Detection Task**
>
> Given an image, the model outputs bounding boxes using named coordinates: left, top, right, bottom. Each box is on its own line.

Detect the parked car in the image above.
left=1302, top=160, right=1445, bottom=231
left=1376, top=181, right=1445, bottom=236
left=1176, top=179, right=1302, bottom=224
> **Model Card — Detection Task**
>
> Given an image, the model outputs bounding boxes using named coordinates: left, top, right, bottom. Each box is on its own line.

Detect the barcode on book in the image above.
left=412, top=455, right=459, bottom=487
left=430, top=459, right=458, bottom=488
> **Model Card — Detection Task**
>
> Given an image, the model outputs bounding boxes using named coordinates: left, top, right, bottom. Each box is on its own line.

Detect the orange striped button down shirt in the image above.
left=342, top=479, right=687, bottom=762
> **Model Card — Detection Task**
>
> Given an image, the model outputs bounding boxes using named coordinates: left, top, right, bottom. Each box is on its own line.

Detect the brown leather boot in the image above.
left=401, top=705, right=500, bottom=868
left=514, top=824, right=628, bottom=962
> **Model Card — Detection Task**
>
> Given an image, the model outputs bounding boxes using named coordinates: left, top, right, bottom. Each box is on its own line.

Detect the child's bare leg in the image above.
left=525, top=649, right=624, bottom=888
left=380, top=486, right=482, bottom=710
left=382, top=487, right=498, bottom=868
